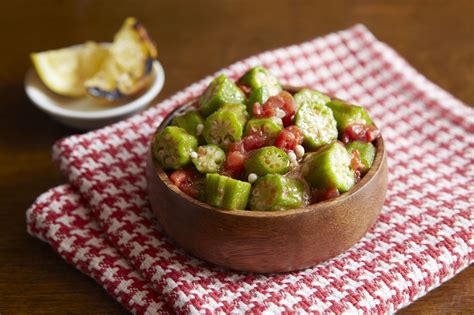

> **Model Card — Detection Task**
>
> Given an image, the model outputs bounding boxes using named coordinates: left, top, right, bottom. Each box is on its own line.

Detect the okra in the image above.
left=152, top=126, right=198, bottom=170
left=249, top=174, right=305, bottom=211
left=205, top=173, right=251, bottom=210
left=244, top=146, right=290, bottom=177
left=294, top=101, right=338, bottom=150
left=247, top=86, right=269, bottom=114
left=244, top=118, right=283, bottom=141
left=172, top=110, right=204, bottom=138
left=219, top=103, right=249, bottom=126
left=301, top=142, right=355, bottom=192
left=191, top=144, right=226, bottom=174
left=326, top=99, right=373, bottom=134
left=203, top=108, right=244, bottom=150
left=346, top=141, right=375, bottom=174
left=294, top=88, right=331, bottom=108
left=238, top=66, right=282, bottom=96
left=199, top=74, right=246, bottom=117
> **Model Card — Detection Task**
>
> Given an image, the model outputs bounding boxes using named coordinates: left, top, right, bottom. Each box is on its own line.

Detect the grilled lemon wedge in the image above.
left=84, top=17, right=158, bottom=100
left=31, top=42, right=108, bottom=97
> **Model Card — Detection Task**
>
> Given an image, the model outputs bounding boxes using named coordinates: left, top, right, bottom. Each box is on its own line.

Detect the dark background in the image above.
left=0, top=0, right=472, bottom=313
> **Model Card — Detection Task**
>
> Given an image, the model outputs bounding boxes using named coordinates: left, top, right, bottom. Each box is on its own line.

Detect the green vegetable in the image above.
left=247, top=86, right=269, bottom=114
left=199, top=74, right=246, bottom=117
left=326, top=99, right=373, bottom=134
left=294, top=101, right=338, bottom=150
left=244, top=118, right=283, bottom=141
left=153, top=126, right=198, bottom=170
left=294, top=88, right=330, bottom=108
left=346, top=141, right=375, bottom=174
left=238, top=66, right=282, bottom=96
left=249, top=174, right=305, bottom=211
left=244, top=146, right=289, bottom=177
left=172, top=110, right=204, bottom=138
left=301, top=142, right=355, bottom=192
left=203, top=105, right=247, bottom=150
left=205, top=173, right=251, bottom=210
left=191, top=144, right=226, bottom=174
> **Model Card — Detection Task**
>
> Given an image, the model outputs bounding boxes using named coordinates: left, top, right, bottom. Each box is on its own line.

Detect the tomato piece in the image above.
left=275, top=126, right=303, bottom=153
left=253, top=102, right=264, bottom=118
left=242, top=129, right=268, bottom=151
left=237, top=83, right=252, bottom=97
left=169, top=169, right=200, bottom=198
left=261, top=91, right=296, bottom=126
left=350, top=149, right=364, bottom=182
left=221, top=151, right=246, bottom=178
left=311, top=186, right=340, bottom=203
left=342, top=124, right=380, bottom=143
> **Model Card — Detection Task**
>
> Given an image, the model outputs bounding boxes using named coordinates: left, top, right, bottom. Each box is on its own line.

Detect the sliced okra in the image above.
left=191, top=144, right=226, bottom=174
left=152, top=126, right=198, bottom=170
left=238, top=66, right=282, bottom=96
left=172, top=110, right=204, bottom=137
left=346, top=141, right=375, bottom=174
left=219, top=103, right=249, bottom=126
left=199, top=74, right=246, bottom=117
left=205, top=173, right=251, bottom=210
left=326, top=99, right=373, bottom=134
left=203, top=109, right=244, bottom=150
left=244, top=118, right=283, bottom=141
left=294, top=101, right=338, bottom=150
left=247, top=86, right=269, bottom=114
left=301, top=142, right=355, bottom=192
left=249, top=174, right=305, bottom=211
left=294, top=88, right=331, bottom=108
left=244, top=146, right=290, bottom=177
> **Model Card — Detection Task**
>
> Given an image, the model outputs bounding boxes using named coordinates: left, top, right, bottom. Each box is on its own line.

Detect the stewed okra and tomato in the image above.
left=152, top=66, right=380, bottom=211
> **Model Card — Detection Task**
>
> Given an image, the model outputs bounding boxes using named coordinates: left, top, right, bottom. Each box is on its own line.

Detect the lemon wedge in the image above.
left=31, top=42, right=108, bottom=97
left=85, top=17, right=158, bottom=100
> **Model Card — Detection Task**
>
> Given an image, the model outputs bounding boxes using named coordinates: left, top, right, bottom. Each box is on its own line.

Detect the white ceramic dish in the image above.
left=25, top=59, right=165, bottom=130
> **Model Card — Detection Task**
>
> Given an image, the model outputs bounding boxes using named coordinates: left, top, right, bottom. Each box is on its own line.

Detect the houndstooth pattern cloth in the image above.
left=27, top=25, right=473, bottom=314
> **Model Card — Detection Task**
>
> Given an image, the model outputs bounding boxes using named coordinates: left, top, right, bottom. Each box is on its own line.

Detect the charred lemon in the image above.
left=84, top=17, right=158, bottom=100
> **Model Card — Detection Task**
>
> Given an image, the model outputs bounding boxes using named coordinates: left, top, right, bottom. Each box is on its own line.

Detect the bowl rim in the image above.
left=24, top=43, right=165, bottom=120
left=150, top=88, right=385, bottom=218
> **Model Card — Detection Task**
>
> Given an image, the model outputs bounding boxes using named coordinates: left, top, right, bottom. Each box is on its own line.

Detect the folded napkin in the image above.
left=27, top=24, right=473, bottom=314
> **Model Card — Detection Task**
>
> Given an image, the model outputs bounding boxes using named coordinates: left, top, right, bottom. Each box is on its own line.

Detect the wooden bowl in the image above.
left=146, top=92, right=388, bottom=273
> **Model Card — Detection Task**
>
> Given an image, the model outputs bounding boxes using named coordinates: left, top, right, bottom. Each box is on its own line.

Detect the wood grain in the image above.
left=0, top=0, right=472, bottom=313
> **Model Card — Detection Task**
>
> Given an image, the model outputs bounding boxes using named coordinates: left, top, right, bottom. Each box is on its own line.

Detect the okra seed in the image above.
left=196, top=124, right=204, bottom=135
left=248, top=173, right=258, bottom=184
left=190, top=151, right=198, bottom=159
left=295, top=145, right=305, bottom=158
left=288, top=151, right=297, bottom=164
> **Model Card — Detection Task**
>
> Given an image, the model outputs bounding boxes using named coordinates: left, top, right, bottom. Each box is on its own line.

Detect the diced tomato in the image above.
left=350, top=149, right=364, bottom=182
left=312, top=187, right=340, bottom=202
left=320, top=187, right=340, bottom=201
left=228, top=140, right=245, bottom=154
left=221, top=151, right=246, bottom=178
left=253, top=102, right=264, bottom=118
left=275, top=126, right=304, bottom=153
left=237, top=83, right=252, bottom=97
left=169, top=169, right=200, bottom=198
left=242, top=129, right=268, bottom=151
left=342, top=124, right=380, bottom=143
left=260, top=91, right=296, bottom=126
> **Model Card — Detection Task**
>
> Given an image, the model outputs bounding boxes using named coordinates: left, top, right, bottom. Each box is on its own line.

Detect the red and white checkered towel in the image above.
left=27, top=25, right=473, bottom=314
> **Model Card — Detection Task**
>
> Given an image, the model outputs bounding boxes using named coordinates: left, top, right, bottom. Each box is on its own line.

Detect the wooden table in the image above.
left=0, top=0, right=472, bottom=313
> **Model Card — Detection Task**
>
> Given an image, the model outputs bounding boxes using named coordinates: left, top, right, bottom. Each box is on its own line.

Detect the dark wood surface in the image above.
left=0, top=0, right=472, bottom=313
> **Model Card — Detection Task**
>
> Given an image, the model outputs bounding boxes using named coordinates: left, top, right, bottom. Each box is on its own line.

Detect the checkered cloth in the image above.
left=27, top=25, right=473, bottom=314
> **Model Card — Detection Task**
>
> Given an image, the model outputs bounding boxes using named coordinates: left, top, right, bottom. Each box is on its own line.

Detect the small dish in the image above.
left=146, top=93, right=388, bottom=273
left=25, top=58, right=165, bottom=130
